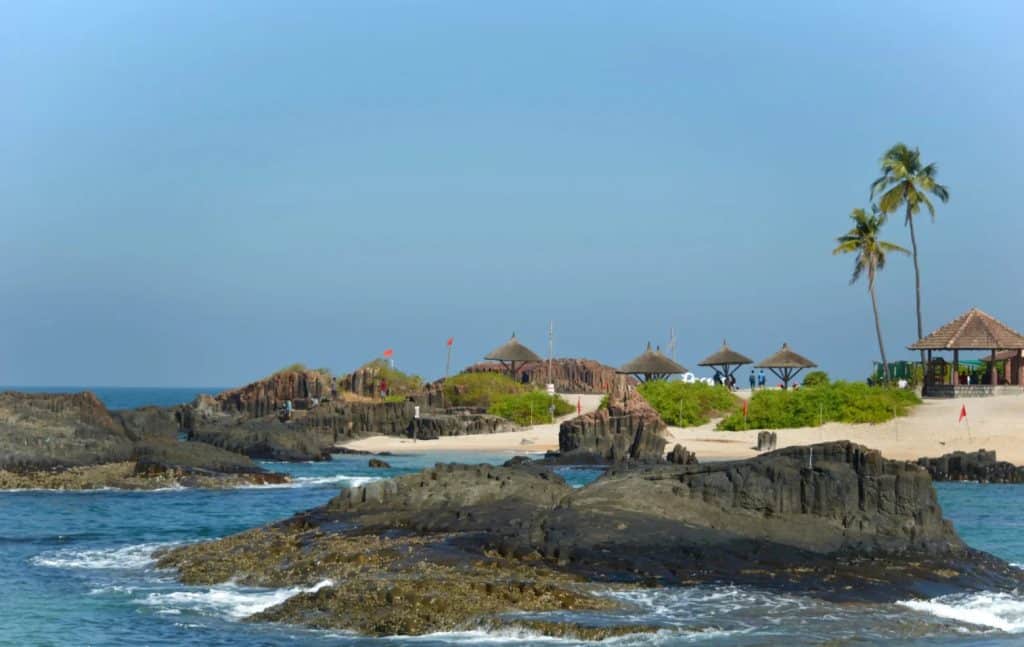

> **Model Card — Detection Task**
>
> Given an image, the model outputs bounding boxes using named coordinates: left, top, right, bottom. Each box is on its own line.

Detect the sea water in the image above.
left=2, top=388, right=1024, bottom=645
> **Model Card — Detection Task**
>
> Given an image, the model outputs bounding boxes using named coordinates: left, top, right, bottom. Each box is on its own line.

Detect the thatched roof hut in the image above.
left=909, top=308, right=1024, bottom=389
left=484, top=333, right=543, bottom=378
left=697, top=340, right=753, bottom=380
left=617, top=343, right=688, bottom=383
left=755, top=343, right=817, bottom=389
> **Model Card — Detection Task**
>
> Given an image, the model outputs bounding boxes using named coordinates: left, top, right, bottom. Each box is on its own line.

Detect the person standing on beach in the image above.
left=749, top=370, right=756, bottom=391
left=758, top=369, right=766, bottom=389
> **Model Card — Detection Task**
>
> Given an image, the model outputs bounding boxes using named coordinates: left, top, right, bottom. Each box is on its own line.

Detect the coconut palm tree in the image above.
left=870, top=144, right=950, bottom=367
left=833, top=207, right=909, bottom=384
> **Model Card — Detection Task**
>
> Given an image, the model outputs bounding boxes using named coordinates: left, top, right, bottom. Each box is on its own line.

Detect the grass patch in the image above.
left=637, top=381, right=742, bottom=427
left=359, top=359, right=423, bottom=396
left=443, top=372, right=528, bottom=408
left=487, top=391, right=575, bottom=425
left=717, top=381, right=920, bottom=431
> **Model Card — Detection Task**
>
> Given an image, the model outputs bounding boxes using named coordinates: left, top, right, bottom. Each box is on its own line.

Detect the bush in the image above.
left=359, top=359, right=423, bottom=396
left=443, top=372, right=527, bottom=408
left=637, top=381, right=741, bottom=427
left=717, top=381, right=920, bottom=431
left=802, top=370, right=830, bottom=387
left=488, top=391, right=575, bottom=425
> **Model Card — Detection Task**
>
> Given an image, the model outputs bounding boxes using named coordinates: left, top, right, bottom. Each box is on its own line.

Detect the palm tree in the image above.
left=870, top=144, right=950, bottom=368
left=833, top=207, right=909, bottom=384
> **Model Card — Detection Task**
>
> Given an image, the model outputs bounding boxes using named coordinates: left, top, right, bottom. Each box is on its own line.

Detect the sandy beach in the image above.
left=342, top=390, right=1024, bottom=465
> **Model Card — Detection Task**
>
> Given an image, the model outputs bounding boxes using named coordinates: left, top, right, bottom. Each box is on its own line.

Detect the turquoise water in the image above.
left=3, top=388, right=1024, bottom=645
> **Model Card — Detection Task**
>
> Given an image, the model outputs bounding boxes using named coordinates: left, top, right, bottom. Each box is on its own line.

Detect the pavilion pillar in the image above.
left=952, top=350, right=959, bottom=385
left=992, top=349, right=998, bottom=386
left=926, top=350, right=932, bottom=386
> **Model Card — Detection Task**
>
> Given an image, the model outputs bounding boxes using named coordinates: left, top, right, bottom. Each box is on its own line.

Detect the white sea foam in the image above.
left=31, top=542, right=176, bottom=570
left=900, top=592, right=1024, bottom=633
left=239, top=474, right=382, bottom=489
left=142, top=579, right=334, bottom=619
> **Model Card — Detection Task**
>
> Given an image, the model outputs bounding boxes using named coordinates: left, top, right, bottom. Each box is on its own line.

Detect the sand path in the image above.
left=340, top=394, right=604, bottom=455
left=342, top=390, right=1024, bottom=464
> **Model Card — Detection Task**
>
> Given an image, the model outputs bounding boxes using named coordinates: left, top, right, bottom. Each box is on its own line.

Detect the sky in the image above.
left=2, top=0, right=1023, bottom=387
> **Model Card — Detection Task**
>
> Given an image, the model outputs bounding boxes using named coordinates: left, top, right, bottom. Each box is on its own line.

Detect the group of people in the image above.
left=748, top=369, right=767, bottom=390
left=711, top=369, right=768, bottom=391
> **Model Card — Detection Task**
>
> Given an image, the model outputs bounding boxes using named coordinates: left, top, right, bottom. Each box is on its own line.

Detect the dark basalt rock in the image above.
left=188, top=422, right=333, bottom=462
left=557, top=378, right=666, bottom=464
left=132, top=439, right=267, bottom=476
left=918, top=449, right=1024, bottom=484
left=666, top=444, right=698, bottom=465
left=0, top=391, right=135, bottom=471
left=367, top=458, right=390, bottom=469
left=113, top=405, right=183, bottom=442
left=157, top=441, right=1024, bottom=638
left=407, top=412, right=517, bottom=440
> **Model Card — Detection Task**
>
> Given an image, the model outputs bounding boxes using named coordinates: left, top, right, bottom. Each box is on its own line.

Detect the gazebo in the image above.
left=756, top=343, right=817, bottom=389
left=617, top=342, right=688, bottom=383
left=484, top=333, right=543, bottom=379
left=908, top=308, right=1024, bottom=397
left=698, top=340, right=753, bottom=382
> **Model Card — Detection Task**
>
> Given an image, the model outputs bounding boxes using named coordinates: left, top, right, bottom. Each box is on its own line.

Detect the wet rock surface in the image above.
left=918, top=449, right=1024, bottom=483
left=158, top=441, right=1024, bottom=637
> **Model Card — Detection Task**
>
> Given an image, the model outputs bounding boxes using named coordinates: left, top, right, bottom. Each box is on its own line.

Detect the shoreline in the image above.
left=341, top=392, right=1024, bottom=465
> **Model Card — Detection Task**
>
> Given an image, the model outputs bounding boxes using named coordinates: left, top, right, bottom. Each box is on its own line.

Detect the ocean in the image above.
left=2, top=387, right=1024, bottom=645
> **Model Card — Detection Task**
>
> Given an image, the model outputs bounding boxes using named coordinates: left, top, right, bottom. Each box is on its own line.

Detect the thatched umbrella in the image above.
left=484, top=333, right=543, bottom=379
left=755, top=343, right=817, bottom=389
left=617, top=342, right=688, bottom=383
left=697, top=340, right=753, bottom=382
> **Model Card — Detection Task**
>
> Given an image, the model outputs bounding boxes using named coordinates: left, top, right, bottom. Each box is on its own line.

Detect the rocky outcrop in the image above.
left=666, top=444, right=698, bottom=464
left=407, top=412, right=518, bottom=440
left=368, top=458, right=390, bottom=469
left=0, top=391, right=287, bottom=489
left=157, top=442, right=1024, bottom=638
left=462, top=358, right=626, bottom=394
left=203, top=370, right=335, bottom=419
left=918, top=449, right=1024, bottom=484
left=757, top=431, right=778, bottom=451
left=113, top=405, right=182, bottom=442
left=555, top=379, right=666, bottom=463
left=0, top=391, right=134, bottom=471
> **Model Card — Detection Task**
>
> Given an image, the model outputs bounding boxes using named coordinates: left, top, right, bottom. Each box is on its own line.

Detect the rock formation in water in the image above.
left=555, top=378, right=667, bottom=463
left=157, top=441, right=1024, bottom=638
left=918, top=449, right=1024, bottom=484
left=0, top=391, right=286, bottom=489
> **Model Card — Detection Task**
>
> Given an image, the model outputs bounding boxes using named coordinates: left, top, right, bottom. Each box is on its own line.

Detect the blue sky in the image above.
left=2, top=1, right=1022, bottom=387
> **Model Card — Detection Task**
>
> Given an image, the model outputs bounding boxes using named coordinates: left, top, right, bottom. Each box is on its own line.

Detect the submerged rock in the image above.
left=157, top=441, right=1024, bottom=638
left=367, top=458, right=390, bottom=469
left=918, top=449, right=1024, bottom=484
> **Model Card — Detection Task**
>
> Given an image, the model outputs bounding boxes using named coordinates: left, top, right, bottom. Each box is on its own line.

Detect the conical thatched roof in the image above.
left=618, top=343, right=688, bottom=375
left=698, top=340, right=753, bottom=367
left=484, top=334, right=543, bottom=363
left=756, top=343, right=817, bottom=369
left=908, top=308, right=1024, bottom=351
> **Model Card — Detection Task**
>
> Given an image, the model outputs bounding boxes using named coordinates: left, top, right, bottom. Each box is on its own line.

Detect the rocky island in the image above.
left=156, top=441, right=1024, bottom=638
left=0, top=391, right=287, bottom=490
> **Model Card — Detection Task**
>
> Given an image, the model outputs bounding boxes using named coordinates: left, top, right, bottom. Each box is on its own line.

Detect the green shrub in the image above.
left=359, top=359, right=423, bottom=396
left=717, top=381, right=920, bottom=431
left=637, top=381, right=741, bottom=427
left=443, top=372, right=527, bottom=408
left=802, top=370, right=830, bottom=387
left=488, top=391, right=575, bottom=425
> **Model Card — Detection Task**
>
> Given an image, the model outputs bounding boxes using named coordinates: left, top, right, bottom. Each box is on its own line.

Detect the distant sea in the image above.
left=0, top=386, right=227, bottom=410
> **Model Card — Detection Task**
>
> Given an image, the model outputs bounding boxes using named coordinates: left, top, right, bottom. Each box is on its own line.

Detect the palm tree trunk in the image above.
left=869, top=279, right=891, bottom=384
left=907, top=205, right=926, bottom=370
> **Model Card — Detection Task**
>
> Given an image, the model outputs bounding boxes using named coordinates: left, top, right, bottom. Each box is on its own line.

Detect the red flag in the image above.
left=959, top=404, right=967, bottom=423
left=446, top=337, right=454, bottom=347
left=382, top=349, right=393, bottom=358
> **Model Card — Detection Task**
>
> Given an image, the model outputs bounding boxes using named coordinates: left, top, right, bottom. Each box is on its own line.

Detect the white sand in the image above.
left=340, top=394, right=604, bottom=456
left=341, top=391, right=1024, bottom=464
